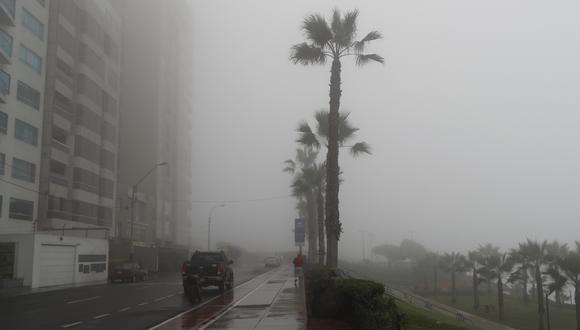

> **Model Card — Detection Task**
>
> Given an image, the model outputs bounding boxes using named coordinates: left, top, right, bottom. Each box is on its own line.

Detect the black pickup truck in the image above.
left=182, top=251, right=234, bottom=301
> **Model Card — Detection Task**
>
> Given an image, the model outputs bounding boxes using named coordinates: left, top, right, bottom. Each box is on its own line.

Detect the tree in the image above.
left=509, top=244, right=532, bottom=304
left=290, top=9, right=383, bottom=268
left=284, top=148, right=319, bottom=262
left=296, top=110, right=370, bottom=266
left=373, top=244, right=403, bottom=264
left=545, top=240, right=569, bottom=305
left=440, top=252, right=468, bottom=304
left=556, top=242, right=580, bottom=330
left=399, top=239, right=427, bottom=261
left=521, top=239, right=550, bottom=330
left=467, top=250, right=484, bottom=310
left=477, top=243, right=500, bottom=295
left=481, top=252, right=514, bottom=321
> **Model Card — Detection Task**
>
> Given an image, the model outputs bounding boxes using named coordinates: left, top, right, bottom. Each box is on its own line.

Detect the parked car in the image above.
left=109, top=262, right=147, bottom=283
left=265, top=257, right=281, bottom=267
left=182, top=251, right=234, bottom=295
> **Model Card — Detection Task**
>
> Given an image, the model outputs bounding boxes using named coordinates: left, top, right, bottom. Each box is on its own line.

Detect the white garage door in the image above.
left=38, top=245, right=75, bottom=287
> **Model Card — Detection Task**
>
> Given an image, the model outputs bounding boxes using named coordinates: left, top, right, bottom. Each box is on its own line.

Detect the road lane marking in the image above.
left=148, top=268, right=278, bottom=330
left=138, top=302, right=149, bottom=306
left=118, top=306, right=131, bottom=312
left=154, top=294, right=174, bottom=302
left=93, top=314, right=109, bottom=319
left=67, top=296, right=101, bottom=304
left=61, top=321, right=82, bottom=328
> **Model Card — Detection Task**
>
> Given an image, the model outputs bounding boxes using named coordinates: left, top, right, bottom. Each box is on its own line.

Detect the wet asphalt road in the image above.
left=0, top=265, right=267, bottom=330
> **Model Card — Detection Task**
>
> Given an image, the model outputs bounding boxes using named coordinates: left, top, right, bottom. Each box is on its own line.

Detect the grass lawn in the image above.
left=397, top=300, right=469, bottom=330
left=431, top=294, right=576, bottom=329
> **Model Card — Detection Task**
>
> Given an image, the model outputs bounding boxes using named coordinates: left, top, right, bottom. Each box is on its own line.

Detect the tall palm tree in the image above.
left=556, top=242, right=580, bottom=330
left=440, top=252, right=468, bottom=304
left=523, top=239, right=550, bottom=330
left=481, top=252, right=514, bottom=321
left=296, top=110, right=370, bottom=265
left=477, top=243, right=500, bottom=295
left=290, top=9, right=383, bottom=268
left=284, top=148, right=319, bottom=261
left=509, top=245, right=532, bottom=304
left=467, top=250, right=484, bottom=310
left=545, top=240, right=569, bottom=305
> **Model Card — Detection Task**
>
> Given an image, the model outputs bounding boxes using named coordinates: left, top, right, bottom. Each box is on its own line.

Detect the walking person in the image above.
left=293, top=252, right=304, bottom=286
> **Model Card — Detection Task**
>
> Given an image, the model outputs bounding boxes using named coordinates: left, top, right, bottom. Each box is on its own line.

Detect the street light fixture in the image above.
left=129, top=161, right=168, bottom=261
left=207, top=204, right=226, bottom=250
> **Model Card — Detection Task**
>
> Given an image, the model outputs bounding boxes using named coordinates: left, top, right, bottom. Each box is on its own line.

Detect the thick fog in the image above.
left=190, top=0, right=580, bottom=260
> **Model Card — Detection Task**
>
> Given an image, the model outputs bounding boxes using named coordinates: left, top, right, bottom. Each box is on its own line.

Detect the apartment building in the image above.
left=0, top=0, right=50, bottom=286
left=113, top=0, right=193, bottom=271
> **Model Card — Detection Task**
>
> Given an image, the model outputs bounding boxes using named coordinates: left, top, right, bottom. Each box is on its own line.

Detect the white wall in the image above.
left=31, top=233, right=109, bottom=288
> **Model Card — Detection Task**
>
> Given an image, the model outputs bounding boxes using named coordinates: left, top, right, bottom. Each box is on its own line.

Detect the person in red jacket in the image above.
left=293, top=253, right=304, bottom=286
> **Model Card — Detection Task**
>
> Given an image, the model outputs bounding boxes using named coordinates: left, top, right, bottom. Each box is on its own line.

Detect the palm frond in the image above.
left=356, top=53, right=385, bottom=66
left=350, top=142, right=371, bottom=157
left=314, top=110, right=329, bottom=139
left=334, top=9, right=358, bottom=48
left=282, top=159, right=296, bottom=174
left=338, top=112, right=359, bottom=143
left=353, top=30, right=382, bottom=53
left=302, top=14, right=332, bottom=48
left=296, top=122, right=321, bottom=149
left=290, top=43, right=326, bottom=65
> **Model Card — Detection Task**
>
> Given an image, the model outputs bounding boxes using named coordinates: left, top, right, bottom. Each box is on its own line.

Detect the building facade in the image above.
left=113, top=0, right=193, bottom=270
left=0, top=0, right=50, bottom=286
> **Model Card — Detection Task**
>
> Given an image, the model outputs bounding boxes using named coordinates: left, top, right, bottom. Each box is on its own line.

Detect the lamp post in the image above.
left=207, top=204, right=226, bottom=250
left=359, top=230, right=368, bottom=261
left=129, top=161, right=167, bottom=261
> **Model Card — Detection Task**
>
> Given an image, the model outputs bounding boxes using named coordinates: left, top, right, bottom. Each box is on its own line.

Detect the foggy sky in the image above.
left=190, top=0, right=580, bottom=260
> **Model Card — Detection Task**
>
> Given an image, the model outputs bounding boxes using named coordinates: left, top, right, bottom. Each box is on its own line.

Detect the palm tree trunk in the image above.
left=325, top=58, right=342, bottom=269
left=451, top=269, right=457, bottom=304
left=536, top=266, right=545, bottom=330
left=473, top=268, right=479, bottom=310
left=524, top=266, right=529, bottom=303
left=317, top=189, right=325, bottom=265
left=433, top=266, right=438, bottom=297
left=307, top=192, right=317, bottom=263
left=574, top=282, right=580, bottom=330
left=498, top=277, right=505, bottom=320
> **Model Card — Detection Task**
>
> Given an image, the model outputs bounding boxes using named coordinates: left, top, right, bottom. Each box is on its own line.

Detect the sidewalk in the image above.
left=151, top=266, right=306, bottom=330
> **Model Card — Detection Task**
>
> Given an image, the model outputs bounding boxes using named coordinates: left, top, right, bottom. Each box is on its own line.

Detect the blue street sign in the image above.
left=295, top=218, right=305, bottom=246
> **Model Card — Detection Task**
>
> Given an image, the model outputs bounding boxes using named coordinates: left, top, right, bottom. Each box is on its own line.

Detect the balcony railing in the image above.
left=0, top=0, right=15, bottom=26
left=0, top=28, right=12, bottom=63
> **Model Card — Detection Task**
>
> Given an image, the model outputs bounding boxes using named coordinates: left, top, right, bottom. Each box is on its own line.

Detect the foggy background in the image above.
left=190, top=0, right=580, bottom=260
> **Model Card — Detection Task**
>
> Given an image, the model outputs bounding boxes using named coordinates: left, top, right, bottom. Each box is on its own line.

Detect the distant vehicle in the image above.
left=265, top=257, right=281, bottom=268
left=182, top=251, right=234, bottom=296
left=109, top=262, right=147, bottom=283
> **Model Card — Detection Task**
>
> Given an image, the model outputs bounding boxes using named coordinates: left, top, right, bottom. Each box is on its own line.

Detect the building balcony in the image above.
left=0, top=0, right=15, bottom=26
left=0, top=28, right=12, bottom=64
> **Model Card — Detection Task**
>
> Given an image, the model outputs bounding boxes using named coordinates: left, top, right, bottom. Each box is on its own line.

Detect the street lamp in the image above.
left=359, top=230, right=368, bottom=261
left=129, top=161, right=167, bottom=261
left=207, top=204, right=226, bottom=250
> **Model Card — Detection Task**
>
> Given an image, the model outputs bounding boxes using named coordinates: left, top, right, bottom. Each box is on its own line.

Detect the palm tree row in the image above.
left=284, top=111, right=370, bottom=265
left=417, top=239, right=580, bottom=330
left=290, top=8, right=383, bottom=268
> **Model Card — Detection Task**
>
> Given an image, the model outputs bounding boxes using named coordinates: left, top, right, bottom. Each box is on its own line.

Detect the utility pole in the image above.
left=207, top=204, right=226, bottom=250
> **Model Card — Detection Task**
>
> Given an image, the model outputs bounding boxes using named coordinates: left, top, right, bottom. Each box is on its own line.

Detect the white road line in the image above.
left=148, top=268, right=278, bottom=330
left=66, top=296, right=101, bottom=304
left=154, top=294, right=174, bottom=302
left=61, top=321, right=82, bottom=328
left=118, top=306, right=131, bottom=312
left=93, top=314, right=109, bottom=319
left=138, top=302, right=149, bottom=306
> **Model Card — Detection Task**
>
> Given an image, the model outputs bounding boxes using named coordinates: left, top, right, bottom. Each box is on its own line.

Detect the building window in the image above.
left=0, top=69, right=10, bottom=96
left=17, top=81, right=40, bottom=109
left=0, top=111, right=6, bottom=134
left=14, top=119, right=38, bottom=146
left=22, top=9, right=44, bottom=41
left=9, top=198, right=33, bottom=221
left=0, top=153, right=5, bottom=175
left=19, top=45, right=42, bottom=74
left=11, top=157, right=35, bottom=183
left=50, top=160, right=66, bottom=176
left=0, top=28, right=12, bottom=58
left=52, top=126, right=67, bottom=145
